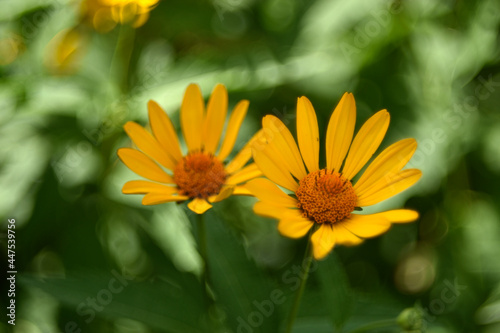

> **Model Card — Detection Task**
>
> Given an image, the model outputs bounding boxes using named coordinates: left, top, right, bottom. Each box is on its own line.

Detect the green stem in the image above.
left=284, top=240, right=313, bottom=333
left=348, top=319, right=398, bottom=333
left=196, top=213, right=211, bottom=309
left=110, top=24, right=135, bottom=93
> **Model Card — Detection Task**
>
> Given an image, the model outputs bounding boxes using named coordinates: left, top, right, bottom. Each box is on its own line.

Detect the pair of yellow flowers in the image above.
left=117, top=84, right=422, bottom=259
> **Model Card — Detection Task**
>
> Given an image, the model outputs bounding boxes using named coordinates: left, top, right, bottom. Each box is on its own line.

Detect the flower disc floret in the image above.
left=296, top=169, right=357, bottom=224
left=173, top=152, right=226, bottom=199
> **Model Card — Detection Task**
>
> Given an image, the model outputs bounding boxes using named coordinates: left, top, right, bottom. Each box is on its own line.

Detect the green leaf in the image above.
left=19, top=270, right=207, bottom=333
left=204, top=211, right=281, bottom=333
left=315, top=252, right=352, bottom=331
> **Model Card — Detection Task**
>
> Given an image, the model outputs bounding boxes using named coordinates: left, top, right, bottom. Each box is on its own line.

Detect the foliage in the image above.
left=1, top=0, right=500, bottom=332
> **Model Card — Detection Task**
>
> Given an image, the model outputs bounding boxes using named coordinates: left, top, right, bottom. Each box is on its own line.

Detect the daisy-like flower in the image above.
left=246, top=93, right=422, bottom=259
left=81, top=0, right=159, bottom=33
left=118, top=83, right=262, bottom=214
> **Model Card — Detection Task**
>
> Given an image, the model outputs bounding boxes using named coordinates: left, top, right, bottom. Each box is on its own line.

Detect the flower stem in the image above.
left=196, top=213, right=211, bottom=309
left=284, top=239, right=313, bottom=333
left=110, top=24, right=135, bottom=93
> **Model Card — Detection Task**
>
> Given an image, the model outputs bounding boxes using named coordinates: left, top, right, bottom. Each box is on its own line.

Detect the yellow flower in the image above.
left=246, top=93, right=422, bottom=260
left=81, top=0, right=159, bottom=33
left=118, top=83, right=262, bottom=214
left=0, top=33, right=23, bottom=66
left=44, top=28, right=88, bottom=74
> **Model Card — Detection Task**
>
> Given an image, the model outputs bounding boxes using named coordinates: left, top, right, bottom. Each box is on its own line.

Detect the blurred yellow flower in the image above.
left=246, top=93, right=422, bottom=259
left=0, top=33, right=24, bottom=66
left=44, top=28, right=88, bottom=74
left=118, top=83, right=262, bottom=214
left=81, top=0, right=159, bottom=33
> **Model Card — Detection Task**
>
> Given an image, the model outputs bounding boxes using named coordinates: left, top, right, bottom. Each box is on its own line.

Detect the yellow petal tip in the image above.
left=187, top=198, right=213, bottom=214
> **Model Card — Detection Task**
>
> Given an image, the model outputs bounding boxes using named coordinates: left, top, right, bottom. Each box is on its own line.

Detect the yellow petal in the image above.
left=124, top=121, right=176, bottom=170
left=225, top=129, right=265, bottom=174
left=217, top=100, right=249, bottom=161
left=253, top=202, right=299, bottom=220
left=232, top=185, right=252, bottom=196
left=326, top=93, right=356, bottom=172
left=181, top=84, right=205, bottom=152
left=334, top=224, right=364, bottom=246
left=369, top=209, right=419, bottom=224
left=278, top=216, right=314, bottom=239
left=342, top=110, right=390, bottom=180
left=142, top=193, right=188, bottom=205
left=46, top=27, right=87, bottom=74
left=226, top=163, right=262, bottom=185
left=311, top=224, right=336, bottom=260
left=122, top=180, right=177, bottom=194
left=92, top=8, right=117, bottom=33
left=132, top=11, right=149, bottom=28
left=202, top=84, right=228, bottom=154
left=296, top=96, right=320, bottom=173
left=136, top=0, right=160, bottom=9
left=252, top=145, right=298, bottom=192
left=341, top=214, right=391, bottom=238
left=117, top=148, right=174, bottom=183
left=116, top=2, right=137, bottom=23
left=148, top=100, right=183, bottom=162
left=354, top=138, right=417, bottom=195
left=356, top=169, right=422, bottom=207
left=187, top=198, right=213, bottom=214
left=262, top=115, right=307, bottom=180
left=208, top=186, right=234, bottom=203
left=244, top=178, right=298, bottom=207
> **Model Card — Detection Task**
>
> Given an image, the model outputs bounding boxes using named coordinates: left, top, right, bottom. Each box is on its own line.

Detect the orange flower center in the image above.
left=173, top=152, right=226, bottom=199
left=296, top=169, right=357, bottom=224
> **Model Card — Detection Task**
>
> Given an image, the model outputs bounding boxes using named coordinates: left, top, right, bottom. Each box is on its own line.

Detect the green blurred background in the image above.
left=1, top=0, right=500, bottom=332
